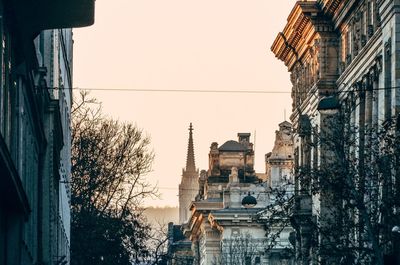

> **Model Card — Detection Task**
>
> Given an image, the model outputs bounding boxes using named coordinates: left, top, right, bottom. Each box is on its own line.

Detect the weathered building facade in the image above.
left=179, top=123, right=200, bottom=224
left=0, top=1, right=94, bottom=265
left=184, top=133, right=268, bottom=265
left=272, top=0, right=400, bottom=264
left=265, top=121, right=294, bottom=189
left=183, top=132, right=295, bottom=265
left=262, top=121, right=295, bottom=265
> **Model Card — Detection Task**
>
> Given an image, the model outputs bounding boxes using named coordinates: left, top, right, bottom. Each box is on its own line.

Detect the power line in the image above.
left=50, top=87, right=290, bottom=94
left=43, top=85, right=400, bottom=94
left=158, top=187, right=181, bottom=190
left=158, top=187, right=201, bottom=191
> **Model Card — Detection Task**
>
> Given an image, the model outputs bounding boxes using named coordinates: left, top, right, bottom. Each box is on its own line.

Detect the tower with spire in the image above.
left=179, top=123, right=199, bottom=224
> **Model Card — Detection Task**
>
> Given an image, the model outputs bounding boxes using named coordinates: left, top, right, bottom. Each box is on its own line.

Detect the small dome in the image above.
left=219, top=140, right=246, bottom=151
left=241, top=193, right=257, bottom=208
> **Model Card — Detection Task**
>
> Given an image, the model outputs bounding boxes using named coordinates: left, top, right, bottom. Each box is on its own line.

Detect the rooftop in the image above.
left=218, top=140, right=246, bottom=152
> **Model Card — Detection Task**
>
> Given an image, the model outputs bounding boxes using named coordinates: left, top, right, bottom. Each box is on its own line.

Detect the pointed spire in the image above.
left=185, top=123, right=196, bottom=173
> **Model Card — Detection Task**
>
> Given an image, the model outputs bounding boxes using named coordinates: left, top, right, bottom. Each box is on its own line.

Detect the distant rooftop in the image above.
left=279, top=120, right=292, bottom=127
left=218, top=140, right=246, bottom=151
left=172, top=225, right=186, bottom=242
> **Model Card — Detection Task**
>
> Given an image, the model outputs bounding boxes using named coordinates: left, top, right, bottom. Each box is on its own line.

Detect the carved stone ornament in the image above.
left=375, top=55, right=382, bottom=73
left=362, top=74, right=372, bottom=91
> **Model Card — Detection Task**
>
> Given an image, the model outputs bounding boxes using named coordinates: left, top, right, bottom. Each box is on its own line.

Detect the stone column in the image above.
left=203, top=224, right=221, bottom=265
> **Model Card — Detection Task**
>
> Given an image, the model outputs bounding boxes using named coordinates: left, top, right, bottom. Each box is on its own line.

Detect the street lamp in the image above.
left=317, top=96, right=340, bottom=115
left=241, top=192, right=257, bottom=208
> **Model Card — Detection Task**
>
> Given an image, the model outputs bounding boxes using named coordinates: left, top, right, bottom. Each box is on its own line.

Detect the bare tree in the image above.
left=257, top=185, right=295, bottom=261
left=137, top=221, right=194, bottom=265
left=212, top=232, right=265, bottom=265
left=71, top=92, right=158, bottom=265
left=142, top=221, right=169, bottom=265
left=293, top=111, right=400, bottom=265
left=255, top=111, right=400, bottom=265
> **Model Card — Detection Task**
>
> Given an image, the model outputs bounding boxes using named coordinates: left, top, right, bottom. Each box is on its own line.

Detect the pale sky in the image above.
left=73, top=0, right=297, bottom=207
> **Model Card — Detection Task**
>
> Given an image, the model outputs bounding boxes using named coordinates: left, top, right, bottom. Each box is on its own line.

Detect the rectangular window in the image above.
left=0, top=22, right=13, bottom=149
left=367, top=1, right=371, bottom=25
left=373, top=0, right=378, bottom=27
left=361, top=8, right=366, bottom=42
left=0, top=17, right=3, bottom=137
left=313, top=126, right=319, bottom=169
left=372, top=78, right=379, bottom=128
left=384, top=39, right=392, bottom=121
left=365, top=90, right=373, bottom=127
left=365, top=73, right=373, bottom=128
left=358, top=88, right=366, bottom=189
left=370, top=1, right=374, bottom=26
left=367, top=1, right=373, bottom=38
left=3, top=33, right=11, bottom=147
left=341, top=32, right=346, bottom=64
left=351, top=21, right=357, bottom=56
left=346, top=30, right=351, bottom=65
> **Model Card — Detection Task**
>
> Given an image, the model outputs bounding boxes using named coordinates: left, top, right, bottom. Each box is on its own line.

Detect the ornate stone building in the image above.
left=0, top=2, right=95, bottom=265
left=183, top=133, right=267, bottom=265
left=179, top=123, right=200, bottom=224
left=265, top=121, right=294, bottom=189
left=261, top=121, right=295, bottom=264
left=183, top=132, right=296, bottom=265
left=272, top=0, right=400, bottom=264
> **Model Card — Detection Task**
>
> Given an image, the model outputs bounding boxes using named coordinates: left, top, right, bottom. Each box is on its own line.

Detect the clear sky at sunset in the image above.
left=73, top=0, right=297, bottom=207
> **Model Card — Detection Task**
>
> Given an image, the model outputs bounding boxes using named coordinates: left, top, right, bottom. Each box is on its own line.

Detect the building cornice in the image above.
left=332, top=0, right=357, bottom=27
left=184, top=200, right=224, bottom=240
left=272, top=1, right=340, bottom=115
left=183, top=209, right=203, bottom=240
left=271, top=1, right=321, bottom=71
left=319, top=0, right=343, bottom=17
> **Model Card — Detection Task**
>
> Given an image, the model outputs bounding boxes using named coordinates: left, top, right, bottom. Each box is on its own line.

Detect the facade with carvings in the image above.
left=265, top=121, right=294, bottom=189
left=262, top=121, right=295, bottom=264
left=183, top=132, right=295, bottom=265
left=183, top=133, right=267, bottom=265
left=0, top=2, right=94, bottom=265
left=179, top=123, right=200, bottom=224
left=272, top=0, right=400, bottom=264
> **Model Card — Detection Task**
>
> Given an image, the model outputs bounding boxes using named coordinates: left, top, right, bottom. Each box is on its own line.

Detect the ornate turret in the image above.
left=265, top=121, right=294, bottom=188
left=179, top=123, right=200, bottom=224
